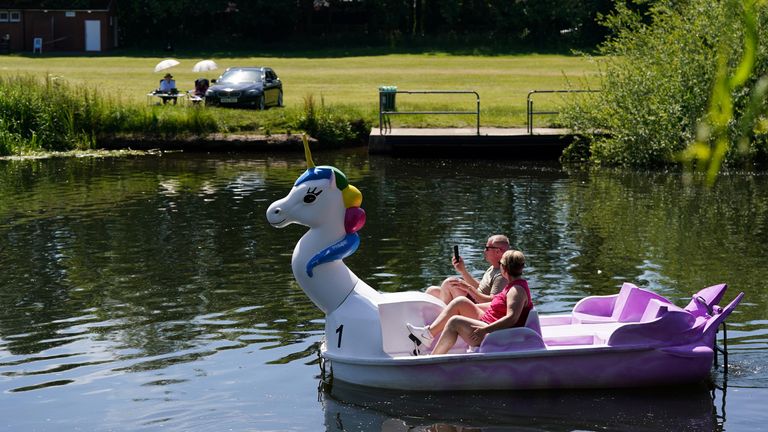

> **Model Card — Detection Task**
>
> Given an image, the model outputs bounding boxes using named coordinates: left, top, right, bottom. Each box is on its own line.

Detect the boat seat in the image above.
left=640, top=298, right=685, bottom=322
left=541, top=321, right=622, bottom=345
left=378, top=293, right=445, bottom=356
left=543, top=301, right=694, bottom=348
left=478, top=309, right=544, bottom=353
left=572, top=283, right=672, bottom=324
left=524, top=308, right=542, bottom=336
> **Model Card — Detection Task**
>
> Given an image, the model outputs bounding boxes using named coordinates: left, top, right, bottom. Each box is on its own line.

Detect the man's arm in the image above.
left=489, top=273, right=508, bottom=295
left=452, top=256, right=480, bottom=288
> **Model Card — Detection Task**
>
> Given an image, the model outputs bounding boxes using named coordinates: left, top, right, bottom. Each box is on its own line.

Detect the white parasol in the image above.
left=154, top=59, right=180, bottom=73
left=192, top=59, right=218, bottom=73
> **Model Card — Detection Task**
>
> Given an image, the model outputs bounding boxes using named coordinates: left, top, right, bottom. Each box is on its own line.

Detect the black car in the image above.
left=205, top=67, right=283, bottom=109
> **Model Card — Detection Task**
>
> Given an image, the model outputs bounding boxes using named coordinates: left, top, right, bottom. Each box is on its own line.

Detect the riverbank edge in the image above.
left=97, top=133, right=336, bottom=152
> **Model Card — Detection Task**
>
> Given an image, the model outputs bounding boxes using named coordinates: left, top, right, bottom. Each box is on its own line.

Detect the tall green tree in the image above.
left=114, top=0, right=612, bottom=49
left=560, top=0, right=768, bottom=168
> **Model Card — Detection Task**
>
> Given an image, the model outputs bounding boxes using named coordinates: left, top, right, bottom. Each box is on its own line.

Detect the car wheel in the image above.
left=277, top=90, right=283, bottom=107
left=258, top=96, right=265, bottom=110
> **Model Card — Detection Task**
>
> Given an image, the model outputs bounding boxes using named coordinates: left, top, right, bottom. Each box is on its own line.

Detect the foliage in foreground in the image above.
left=682, top=0, right=768, bottom=184
left=0, top=75, right=368, bottom=155
left=560, top=0, right=768, bottom=168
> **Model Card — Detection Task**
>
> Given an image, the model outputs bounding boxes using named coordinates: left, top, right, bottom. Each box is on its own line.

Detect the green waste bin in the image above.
left=379, top=86, right=397, bottom=111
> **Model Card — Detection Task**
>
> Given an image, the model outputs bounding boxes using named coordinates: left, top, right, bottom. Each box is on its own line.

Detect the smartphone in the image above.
left=453, top=245, right=460, bottom=261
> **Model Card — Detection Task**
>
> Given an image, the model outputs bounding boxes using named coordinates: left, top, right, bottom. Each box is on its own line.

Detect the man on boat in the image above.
left=410, top=250, right=532, bottom=355
left=426, top=234, right=510, bottom=304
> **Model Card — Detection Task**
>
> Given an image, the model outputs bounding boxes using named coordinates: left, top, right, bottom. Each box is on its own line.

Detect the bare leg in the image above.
left=426, top=284, right=449, bottom=303
left=426, top=278, right=470, bottom=304
left=427, top=297, right=484, bottom=336
left=431, top=316, right=487, bottom=355
left=407, top=295, right=486, bottom=351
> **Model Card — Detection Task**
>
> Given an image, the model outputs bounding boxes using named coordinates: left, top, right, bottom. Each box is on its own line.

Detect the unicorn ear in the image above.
left=302, top=134, right=315, bottom=168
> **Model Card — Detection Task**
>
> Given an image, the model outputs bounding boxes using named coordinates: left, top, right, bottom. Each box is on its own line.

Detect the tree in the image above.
left=114, top=0, right=614, bottom=49
left=560, top=0, right=768, bottom=168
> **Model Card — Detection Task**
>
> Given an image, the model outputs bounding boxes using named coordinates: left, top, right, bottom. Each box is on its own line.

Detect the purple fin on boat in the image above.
left=684, top=283, right=728, bottom=315
left=702, top=292, right=744, bottom=336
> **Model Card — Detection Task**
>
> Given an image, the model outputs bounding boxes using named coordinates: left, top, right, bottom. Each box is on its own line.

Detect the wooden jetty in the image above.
left=368, top=127, right=577, bottom=159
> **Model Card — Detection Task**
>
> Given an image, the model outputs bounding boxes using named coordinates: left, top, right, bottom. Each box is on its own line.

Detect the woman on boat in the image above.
left=407, top=250, right=532, bottom=355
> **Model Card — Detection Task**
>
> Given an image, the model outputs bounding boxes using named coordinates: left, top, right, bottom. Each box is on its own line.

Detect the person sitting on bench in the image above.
left=156, top=73, right=179, bottom=104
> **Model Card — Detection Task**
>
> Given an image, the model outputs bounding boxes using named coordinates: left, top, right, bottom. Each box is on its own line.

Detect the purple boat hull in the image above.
left=325, top=344, right=714, bottom=390
left=321, top=283, right=743, bottom=391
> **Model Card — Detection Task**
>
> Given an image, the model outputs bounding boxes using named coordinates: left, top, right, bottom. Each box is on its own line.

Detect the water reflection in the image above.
left=0, top=152, right=766, bottom=430
left=322, top=380, right=724, bottom=432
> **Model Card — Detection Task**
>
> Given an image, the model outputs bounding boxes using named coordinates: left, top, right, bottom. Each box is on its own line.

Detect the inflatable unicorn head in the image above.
left=266, top=136, right=367, bottom=313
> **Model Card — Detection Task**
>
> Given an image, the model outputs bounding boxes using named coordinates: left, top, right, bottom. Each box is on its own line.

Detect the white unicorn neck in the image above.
left=267, top=138, right=446, bottom=362
left=288, top=182, right=360, bottom=313
left=266, top=147, right=367, bottom=314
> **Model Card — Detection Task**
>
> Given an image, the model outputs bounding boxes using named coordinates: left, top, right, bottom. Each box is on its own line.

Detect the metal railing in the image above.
left=527, top=89, right=600, bottom=134
left=379, top=90, right=481, bottom=135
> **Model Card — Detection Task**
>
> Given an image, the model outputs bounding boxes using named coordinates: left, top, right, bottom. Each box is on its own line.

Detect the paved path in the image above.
left=370, top=127, right=571, bottom=136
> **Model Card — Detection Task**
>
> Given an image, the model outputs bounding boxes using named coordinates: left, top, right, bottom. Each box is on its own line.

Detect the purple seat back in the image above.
left=478, top=309, right=543, bottom=353
left=525, top=309, right=542, bottom=336
left=640, top=298, right=685, bottom=322
left=571, top=284, right=629, bottom=321
left=572, top=283, right=669, bottom=323
left=604, top=282, right=638, bottom=320
left=616, top=286, right=672, bottom=322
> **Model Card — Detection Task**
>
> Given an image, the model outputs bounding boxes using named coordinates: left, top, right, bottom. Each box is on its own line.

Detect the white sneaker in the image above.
left=406, top=323, right=434, bottom=348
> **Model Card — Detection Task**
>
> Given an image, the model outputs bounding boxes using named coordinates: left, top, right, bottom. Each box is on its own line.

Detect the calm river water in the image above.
left=0, top=150, right=766, bottom=431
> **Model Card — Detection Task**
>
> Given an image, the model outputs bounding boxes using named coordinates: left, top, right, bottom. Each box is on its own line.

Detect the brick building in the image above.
left=0, top=1, right=117, bottom=53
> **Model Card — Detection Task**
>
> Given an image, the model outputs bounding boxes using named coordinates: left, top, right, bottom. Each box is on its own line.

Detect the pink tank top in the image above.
left=480, top=279, right=532, bottom=326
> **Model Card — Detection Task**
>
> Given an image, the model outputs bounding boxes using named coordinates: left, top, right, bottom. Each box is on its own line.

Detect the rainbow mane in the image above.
left=300, top=137, right=366, bottom=277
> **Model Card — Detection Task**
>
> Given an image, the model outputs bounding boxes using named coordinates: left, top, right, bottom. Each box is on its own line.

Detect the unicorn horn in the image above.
left=302, top=134, right=316, bottom=168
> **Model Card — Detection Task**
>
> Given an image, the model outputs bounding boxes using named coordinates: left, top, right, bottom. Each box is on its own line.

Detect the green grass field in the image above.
left=0, top=52, right=601, bottom=129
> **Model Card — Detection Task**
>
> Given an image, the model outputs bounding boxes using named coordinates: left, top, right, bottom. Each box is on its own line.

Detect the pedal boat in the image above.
left=266, top=138, right=744, bottom=391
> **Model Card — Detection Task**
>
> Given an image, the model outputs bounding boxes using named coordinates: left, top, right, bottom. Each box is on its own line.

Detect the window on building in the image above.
left=0, top=12, right=9, bottom=22
left=10, top=11, right=20, bottom=22
left=66, top=11, right=76, bottom=18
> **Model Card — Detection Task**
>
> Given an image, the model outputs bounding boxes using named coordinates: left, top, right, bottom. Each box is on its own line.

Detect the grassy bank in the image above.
left=0, top=75, right=221, bottom=155
left=0, top=51, right=599, bottom=153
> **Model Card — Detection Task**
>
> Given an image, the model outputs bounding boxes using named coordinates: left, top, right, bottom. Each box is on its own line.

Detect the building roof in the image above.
left=0, top=1, right=113, bottom=10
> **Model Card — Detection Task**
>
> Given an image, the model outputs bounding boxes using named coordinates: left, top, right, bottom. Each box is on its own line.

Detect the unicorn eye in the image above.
left=304, top=187, right=322, bottom=203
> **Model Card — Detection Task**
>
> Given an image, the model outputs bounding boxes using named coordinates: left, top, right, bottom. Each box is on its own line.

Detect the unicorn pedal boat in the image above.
left=266, top=138, right=745, bottom=391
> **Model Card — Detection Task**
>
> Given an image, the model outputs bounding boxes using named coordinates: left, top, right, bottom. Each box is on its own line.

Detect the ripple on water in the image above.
left=0, top=154, right=767, bottom=431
